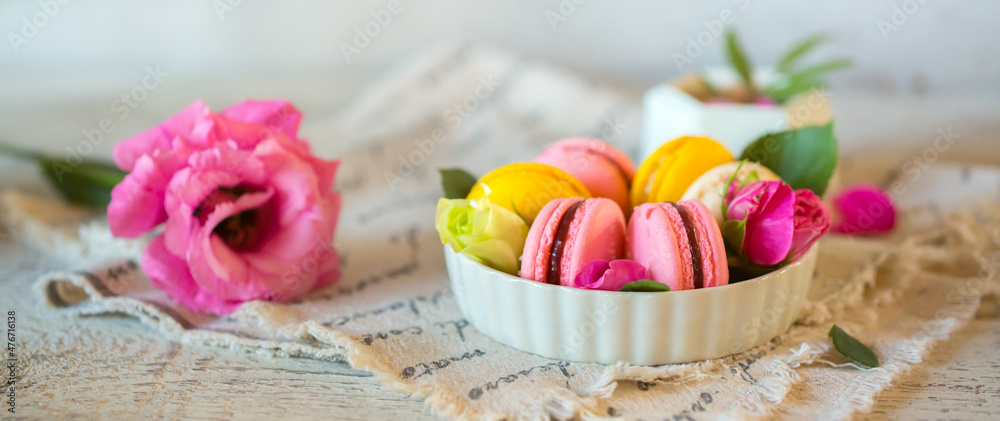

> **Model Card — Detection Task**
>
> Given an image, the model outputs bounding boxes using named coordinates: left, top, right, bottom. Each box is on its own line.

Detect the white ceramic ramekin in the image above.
left=640, top=66, right=833, bottom=160
left=445, top=245, right=818, bottom=365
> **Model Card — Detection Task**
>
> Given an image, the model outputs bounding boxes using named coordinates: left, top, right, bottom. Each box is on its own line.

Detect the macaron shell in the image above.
left=626, top=203, right=692, bottom=291
left=534, top=138, right=635, bottom=212
left=679, top=200, right=729, bottom=288
left=466, top=163, right=590, bottom=224
left=631, top=136, right=733, bottom=206
left=630, top=139, right=684, bottom=206
left=559, top=198, right=626, bottom=286
left=680, top=161, right=782, bottom=225
left=519, top=197, right=582, bottom=282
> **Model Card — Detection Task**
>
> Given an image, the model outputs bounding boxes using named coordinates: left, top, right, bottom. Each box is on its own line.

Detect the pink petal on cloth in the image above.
left=832, top=184, right=896, bottom=235
left=573, top=259, right=649, bottom=291
left=113, top=100, right=210, bottom=171
left=142, top=234, right=242, bottom=315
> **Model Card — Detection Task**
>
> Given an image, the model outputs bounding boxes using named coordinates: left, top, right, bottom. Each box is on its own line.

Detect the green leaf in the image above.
left=777, top=33, right=829, bottom=73
left=789, top=57, right=853, bottom=82
left=439, top=168, right=477, bottom=199
left=739, top=122, right=838, bottom=196
left=828, top=325, right=880, bottom=368
left=1, top=142, right=124, bottom=208
left=725, top=31, right=754, bottom=91
left=0, top=142, right=43, bottom=161
left=720, top=160, right=745, bottom=218
left=619, top=279, right=671, bottom=292
left=721, top=217, right=748, bottom=255
left=39, top=158, right=125, bottom=208
left=763, top=75, right=824, bottom=104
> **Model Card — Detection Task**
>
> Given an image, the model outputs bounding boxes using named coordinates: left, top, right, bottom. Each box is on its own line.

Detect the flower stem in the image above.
left=0, top=142, right=43, bottom=161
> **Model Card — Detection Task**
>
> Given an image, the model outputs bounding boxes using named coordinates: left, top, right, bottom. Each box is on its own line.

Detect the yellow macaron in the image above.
left=467, top=163, right=590, bottom=224
left=630, top=136, right=733, bottom=206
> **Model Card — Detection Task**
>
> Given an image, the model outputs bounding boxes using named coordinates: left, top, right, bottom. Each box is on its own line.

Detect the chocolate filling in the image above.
left=546, top=200, right=585, bottom=285
left=667, top=202, right=704, bottom=288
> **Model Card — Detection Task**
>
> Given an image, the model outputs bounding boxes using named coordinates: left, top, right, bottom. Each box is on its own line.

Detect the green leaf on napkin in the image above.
left=439, top=168, right=477, bottom=199
left=0, top=142, right=125, bottom=208
left=725, top=31, right=754, bottom=91
left=739, top=122, right=838, bottom=196
left=619, top=279, right=671, bottom=292
left=829, top=324, right=880, bottom=368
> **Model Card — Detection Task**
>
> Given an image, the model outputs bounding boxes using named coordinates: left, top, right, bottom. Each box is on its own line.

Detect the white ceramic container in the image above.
left=445, top=245, right=819, bottom=365
left=640, top=67, right=832, bottom=159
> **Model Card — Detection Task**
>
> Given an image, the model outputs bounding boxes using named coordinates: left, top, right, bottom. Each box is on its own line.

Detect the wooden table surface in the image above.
left=2, top=78, right=999, bottom=419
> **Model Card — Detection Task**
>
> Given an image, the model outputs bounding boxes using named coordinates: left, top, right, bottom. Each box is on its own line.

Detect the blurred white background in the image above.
left=1, top=0, right=999, bottom=161
left=4, top=1, right=999, bottom=90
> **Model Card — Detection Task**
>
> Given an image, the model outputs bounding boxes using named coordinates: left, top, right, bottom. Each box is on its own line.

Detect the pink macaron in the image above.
left=627, top=200, right=728, bottom=291
left=534, top=138, right=636, bottom=213
left=520, top=197, right=626, bottom=286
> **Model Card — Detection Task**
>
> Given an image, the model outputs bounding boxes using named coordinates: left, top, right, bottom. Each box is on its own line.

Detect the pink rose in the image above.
left=725, top=180, right=795, bottom=267
left=789, top=189, right=831, bottom=262
left=108, top=100, right=341, bottom=314
left=573, top=259, right=649, bottom=291
left=831, top=184, right=896, bottom=235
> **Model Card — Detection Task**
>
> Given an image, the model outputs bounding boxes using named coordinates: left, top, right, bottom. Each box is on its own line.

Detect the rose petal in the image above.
left=574, top=259, right=611, bottom=289
left=573, top=259, right=649, bottom=291
left=186, top=189, right=274, bottom=301
left=460, top=239, right=521, bottom=276
left=142, top=235, right=242, bottom=315
left=728, top=181, right=795, bottom=266
left=107, top=152, right=183, bottom=237
left=789, top=189, right=831, bottom=261
left=221, top=100, right=302, bottom=138
left=597, top=260, right=650, bottom=291
left=113, top=100, right=210, bottom=171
